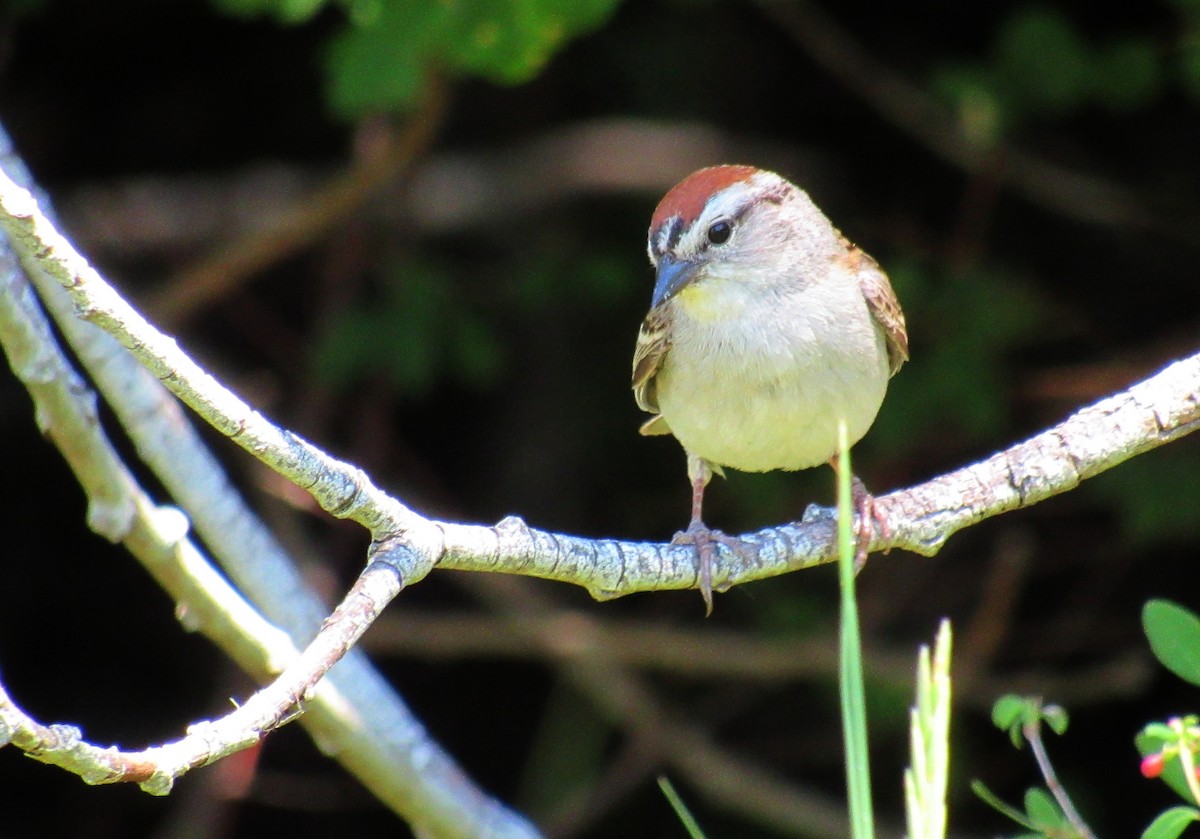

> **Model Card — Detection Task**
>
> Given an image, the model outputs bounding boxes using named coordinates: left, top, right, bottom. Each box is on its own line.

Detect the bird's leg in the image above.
left=829, top=457, right=890, bottom=573
left=671, top=454, right=754, bottom=615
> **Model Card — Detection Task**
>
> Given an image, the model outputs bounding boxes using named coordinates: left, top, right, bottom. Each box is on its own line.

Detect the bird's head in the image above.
left=646, top=165, right=836, bottom=310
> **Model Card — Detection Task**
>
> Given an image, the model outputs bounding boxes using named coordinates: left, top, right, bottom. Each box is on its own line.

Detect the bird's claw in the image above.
left=672, top=522, right=757, bottom=616
left=850, top=477, right=890, bottom=574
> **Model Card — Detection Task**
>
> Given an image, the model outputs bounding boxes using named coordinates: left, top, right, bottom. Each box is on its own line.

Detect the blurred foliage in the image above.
left=211, top=0, right=623, bottom=116
left=1086, top=444, right=1200, bottom=543
left=212, top=0, right=327, bottom=23
left=931, top=5, right=1176, bottom=136
left=869, top=260, right=1052, bottom=454
left=311, top=243, right=639, bottom=397
left=2, top=0, right=1199, bottom=837
left=312, top=257, right=506, bottom=394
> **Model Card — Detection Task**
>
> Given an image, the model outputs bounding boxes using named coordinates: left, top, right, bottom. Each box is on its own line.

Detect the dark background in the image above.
left=1, top=0, right=1199, bottom=836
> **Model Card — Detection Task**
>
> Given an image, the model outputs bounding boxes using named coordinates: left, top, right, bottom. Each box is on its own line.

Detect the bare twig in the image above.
left=0, top=243, right=295, bottom=680
left=0, top=234, right=398, bottom=793
left=0, top=135, right=538, bottom=837
left=0, top=159, right=1197, bottom=601
left=0, top=96, right=1193, bottom=838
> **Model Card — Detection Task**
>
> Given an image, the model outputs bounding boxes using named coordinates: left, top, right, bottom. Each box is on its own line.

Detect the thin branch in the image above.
left=0, top=137, right=539, bottom=837
left=877, top=353, right=1200, bottom=557
left=0, top=238, right=296, bottom=679
left=0, top=237, right=135, bottom=540
left=0, top=159, right=1197, bottom=603
left=0, top=162, right=427, bottom=544
left=0, top=235, right=382, bottom=789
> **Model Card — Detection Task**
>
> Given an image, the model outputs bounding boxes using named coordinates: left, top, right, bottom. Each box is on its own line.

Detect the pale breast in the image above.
left=655, top=277, right=891, bottom=472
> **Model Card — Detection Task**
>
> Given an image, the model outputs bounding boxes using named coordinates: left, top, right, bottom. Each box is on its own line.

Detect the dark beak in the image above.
left=651, top=254, right=702, bottom=307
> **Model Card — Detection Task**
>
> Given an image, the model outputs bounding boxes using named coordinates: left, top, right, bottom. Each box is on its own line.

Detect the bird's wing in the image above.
left=631, top=305, right=674, bottom=435
left=842, top=238, right=909, bottom=377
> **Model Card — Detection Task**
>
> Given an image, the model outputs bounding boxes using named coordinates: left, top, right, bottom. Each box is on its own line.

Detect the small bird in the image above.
left=632, top=165, right=908, bottom=613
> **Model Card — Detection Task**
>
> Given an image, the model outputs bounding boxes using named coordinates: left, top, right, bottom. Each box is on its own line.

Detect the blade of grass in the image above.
left=657, top=776, right=707, bottom=839
left=837, top=421, right=875, bottom=839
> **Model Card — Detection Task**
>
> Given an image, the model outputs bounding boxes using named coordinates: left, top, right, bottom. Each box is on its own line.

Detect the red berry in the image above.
left=1141, top=753, right=1166, bottom=778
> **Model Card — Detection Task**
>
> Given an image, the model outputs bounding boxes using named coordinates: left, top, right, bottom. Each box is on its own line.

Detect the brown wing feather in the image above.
left=631, top=305, right=673, bottom=435
left=841, top=238, right=909, bottom=377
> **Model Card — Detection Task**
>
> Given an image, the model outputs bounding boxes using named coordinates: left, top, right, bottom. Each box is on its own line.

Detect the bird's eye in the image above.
left=706, top=220, right=732, bottom=245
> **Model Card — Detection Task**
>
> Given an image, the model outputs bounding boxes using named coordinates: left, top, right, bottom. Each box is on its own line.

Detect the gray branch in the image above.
left=0, top=130, right=1197, bottom=838
left=0, top=140, right=537, bottom=837
left=0, top=158, right=1197, bottom=602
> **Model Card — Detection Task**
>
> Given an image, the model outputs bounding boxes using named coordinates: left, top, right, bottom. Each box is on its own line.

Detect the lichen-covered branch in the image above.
left=0, top=143, right=539, bottom=837
left=0, top=161, right=1197, bottom=605
left=433, top=347, right=1200, bottom=594
left=0, top=131, right=1194, bottom=837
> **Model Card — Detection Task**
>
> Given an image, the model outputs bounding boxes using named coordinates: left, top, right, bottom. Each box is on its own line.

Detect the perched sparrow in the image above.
left=632, top=165, right=908, bottom=613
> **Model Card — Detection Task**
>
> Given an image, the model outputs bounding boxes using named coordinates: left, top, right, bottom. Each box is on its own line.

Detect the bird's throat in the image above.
left=674, top=278, right=747, bottom=324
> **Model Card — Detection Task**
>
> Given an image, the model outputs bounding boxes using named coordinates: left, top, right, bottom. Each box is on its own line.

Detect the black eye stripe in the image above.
left=665, top=217, right=684, bottom=252
left=648, top=216, right=684, bottom=258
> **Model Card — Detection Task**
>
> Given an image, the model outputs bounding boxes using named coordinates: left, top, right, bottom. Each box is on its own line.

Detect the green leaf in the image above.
left=1141, top=723, right=1179, bottom=746
left=444, top=0, right=618, bottom=85
left=324, top=1, right=446, bottom=116
left=1144, top=600, right=1200, bottom=686
left=1042, top=704, right=1069, bottom=736
left=1143, top=806, right=1200, bottom=839
left=1024, top=787, right=1066, bottom=828
left=835, top=433, right=876, bottom=838
left=971, top=780, right=1036, bottom=829
left=324, top=0, right=623, bottom=117
left=988, top=695, right=1072, bottom=752
left=992, top=694, right=1028, bottom=731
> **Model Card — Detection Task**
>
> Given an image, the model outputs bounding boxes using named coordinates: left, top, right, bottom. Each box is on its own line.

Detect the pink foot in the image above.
left=850, top=477, right=890, bottom=573
left=672, top=521, right=756, bottom=615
